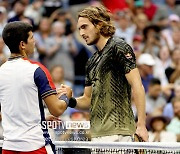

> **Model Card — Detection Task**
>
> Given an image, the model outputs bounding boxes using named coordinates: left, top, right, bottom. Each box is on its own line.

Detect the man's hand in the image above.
left=45, top=115, right=61, bottom=129
left=46, top=115, right=60, bottom=121
left=135, top=124, right=149, bottom=142
left=57, top=84, right=72, bottom=98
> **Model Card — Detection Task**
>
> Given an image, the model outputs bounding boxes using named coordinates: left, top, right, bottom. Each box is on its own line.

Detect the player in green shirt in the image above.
left=60, top=5, right=148, bottom=142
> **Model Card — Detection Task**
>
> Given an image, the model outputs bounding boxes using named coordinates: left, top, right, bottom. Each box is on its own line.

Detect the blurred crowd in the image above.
left=0, top=0, right=180, bottom=143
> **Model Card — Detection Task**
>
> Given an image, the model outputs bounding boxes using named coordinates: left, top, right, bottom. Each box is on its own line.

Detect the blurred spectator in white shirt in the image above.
left=162, top=14, right=180, bottom=50
left=148, top=115, right=176, bottom=142
left=166, top=96, right=180, bottom=141
left=24, top=0, right=44, bottom=27
left=115, top=10, right=135, bottom=45
left=153, top=46, right=172, bottom=86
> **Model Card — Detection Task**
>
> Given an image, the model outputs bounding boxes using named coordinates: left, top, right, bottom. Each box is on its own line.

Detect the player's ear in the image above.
left=96, top=21, right=103, bottom=30
left=19, top=41, right=25, bottom=51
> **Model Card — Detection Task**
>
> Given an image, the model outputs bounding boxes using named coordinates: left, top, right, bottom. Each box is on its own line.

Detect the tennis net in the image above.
left=0, top=141, right=180, bottom=154
left=54, top=141, right=180, bottom=154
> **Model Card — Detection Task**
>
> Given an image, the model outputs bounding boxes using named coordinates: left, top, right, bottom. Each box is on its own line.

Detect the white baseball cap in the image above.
left=169, top=14, right=180, bottom=22
left=137, top=53, right=155, bottom=66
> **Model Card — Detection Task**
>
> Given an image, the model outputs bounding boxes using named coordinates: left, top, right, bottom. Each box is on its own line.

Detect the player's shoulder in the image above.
left=112, top=36, right=130, bottom=49
left=23, top=58, right=45, bottom=69
left=87, top=50, right=98, bottom=62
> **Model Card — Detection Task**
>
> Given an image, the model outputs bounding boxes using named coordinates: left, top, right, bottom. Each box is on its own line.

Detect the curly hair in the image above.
left=78, top=5, right=115, bottom=37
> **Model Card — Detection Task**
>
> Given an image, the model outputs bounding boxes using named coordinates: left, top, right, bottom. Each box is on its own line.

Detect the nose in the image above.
left=79, top=29, right=85, bottom=37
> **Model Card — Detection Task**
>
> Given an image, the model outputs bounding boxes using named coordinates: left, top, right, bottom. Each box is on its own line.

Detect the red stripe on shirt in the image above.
left=23, top=58, right=56, bottom=90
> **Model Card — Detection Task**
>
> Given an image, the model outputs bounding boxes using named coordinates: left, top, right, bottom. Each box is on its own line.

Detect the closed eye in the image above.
left=79, top=24, right=87, bottom=30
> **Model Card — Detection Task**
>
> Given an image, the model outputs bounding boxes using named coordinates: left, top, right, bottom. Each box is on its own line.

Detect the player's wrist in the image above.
left=59, top=95, right=77, bottom=108
left=136, top=121, right=146, bottom=127
left=59, top=94, right=69, bottom=107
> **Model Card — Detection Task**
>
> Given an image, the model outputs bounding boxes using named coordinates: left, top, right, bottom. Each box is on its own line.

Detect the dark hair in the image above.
left=149, top=78, right=161, bottom=86
left=78, top=5, right=115, bottom=37
left=2, top=21, right=33, bottom=53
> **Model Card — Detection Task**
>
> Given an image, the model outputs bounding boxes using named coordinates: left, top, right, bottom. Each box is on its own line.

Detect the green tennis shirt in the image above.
left=85, top=37, right=136, bottom=137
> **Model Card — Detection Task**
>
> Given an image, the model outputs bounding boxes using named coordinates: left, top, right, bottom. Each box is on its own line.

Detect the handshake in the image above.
left=57, top=84, right=77, bottom=108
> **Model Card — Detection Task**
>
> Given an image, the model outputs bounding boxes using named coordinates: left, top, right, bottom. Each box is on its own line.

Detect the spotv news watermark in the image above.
left=41, top=120, right=90, bottom=130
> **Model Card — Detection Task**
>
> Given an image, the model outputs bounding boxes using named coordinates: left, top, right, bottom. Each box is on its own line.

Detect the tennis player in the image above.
left=0, top=21, right=71, bottom=154
left=60, top=5, right=148, bottom=142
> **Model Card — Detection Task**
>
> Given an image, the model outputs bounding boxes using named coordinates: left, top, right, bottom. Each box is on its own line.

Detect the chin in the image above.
left=87, top=42, right=93, bottom=45
left=87, top=39, right=98, bottom=46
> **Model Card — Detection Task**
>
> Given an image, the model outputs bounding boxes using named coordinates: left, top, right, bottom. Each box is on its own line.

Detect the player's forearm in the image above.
left=76, top=96, right=91, bottom=110
left=132, top=85, right=146, bottom=126
left=44, top=95, right=67, bottom=117
left=49, top=100, right=67, bottom=117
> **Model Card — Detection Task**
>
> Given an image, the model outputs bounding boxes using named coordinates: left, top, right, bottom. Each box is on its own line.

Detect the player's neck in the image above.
left=10, top=53, right=24, bottom=59
left=96, top=35, right=110, bottom=51
left=10, top=51, right=28, bottom=59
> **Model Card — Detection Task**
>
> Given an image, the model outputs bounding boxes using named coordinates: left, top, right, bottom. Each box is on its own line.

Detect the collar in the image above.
left=8, top=55, right=24, bottom=61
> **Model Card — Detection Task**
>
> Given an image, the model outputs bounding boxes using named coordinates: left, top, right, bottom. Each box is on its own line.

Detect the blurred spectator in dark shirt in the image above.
left=137, top=53, right=155, bottom=92
left=145, top=78, right=167, bottom=116
left=165, top=48, right=180, bottom=83
left=142, top=25, right=161, bottom=57
left=8, top=0, right=27, bottom=22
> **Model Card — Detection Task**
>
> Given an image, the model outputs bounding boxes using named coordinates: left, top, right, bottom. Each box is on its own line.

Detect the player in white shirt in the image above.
left=0, top=21, right=72, bottom=154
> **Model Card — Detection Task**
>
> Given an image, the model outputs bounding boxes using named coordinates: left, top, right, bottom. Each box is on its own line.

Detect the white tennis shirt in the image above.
left=0, top=57, right=56, bottom=152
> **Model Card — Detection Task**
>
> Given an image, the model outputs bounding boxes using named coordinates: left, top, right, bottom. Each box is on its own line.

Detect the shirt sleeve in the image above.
left=34, top=67, right=57, bottom=99
left=114, top=41, right=136, bottom=74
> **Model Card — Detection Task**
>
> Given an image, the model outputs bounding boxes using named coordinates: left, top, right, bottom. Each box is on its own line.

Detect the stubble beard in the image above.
left=87, top=31, right=100, bottom=46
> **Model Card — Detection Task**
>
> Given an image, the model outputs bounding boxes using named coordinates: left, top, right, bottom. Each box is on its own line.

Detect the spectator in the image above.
left=142, top=24, right=161, bottom=57
left=137, top=53, right=155, bottom=92
left=162, top=14, right=180, bottom=50
left=163, top=79, right=180, bottom=119
left=115, top=10, right=135, bottom=45
left=132, top=34, right=143, bottom=58
left=171, top=29, right=180, bottom=50
left=143, top=0, right=158, bottom=21
left=50, top=65, right=73, bottom=89
left=165, top=48, right=180, bottom=83
left=153, top=0, right=180, bottom=26
left=145, top=78, right=167, bottom=115
left=34, top=17, right=51, bottom=64
left=0, top=6, right=7, bottom=35
left=134, top=13, right=149, bottom=37
left=153, top=46, right=172, bottom=86
left=45, top=21, right=76, bottom=82
left=50, top=9, right=76, bottom=36
left=148, top=115, right=176, bottom=142
left=166, top=97, right=180, bottom=142
left=7, top=0, right=27, bottom=22
left=134, top=0, right=144, bottom=15
left=24, top=0, right=44, bottom=27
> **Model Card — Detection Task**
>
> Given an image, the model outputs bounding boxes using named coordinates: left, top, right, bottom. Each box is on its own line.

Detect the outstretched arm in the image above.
left=58, top=85, right=92, bottom=110
left=75, top=86, right=92, bottom=110
left=126, top=68, right=149, bottom=142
